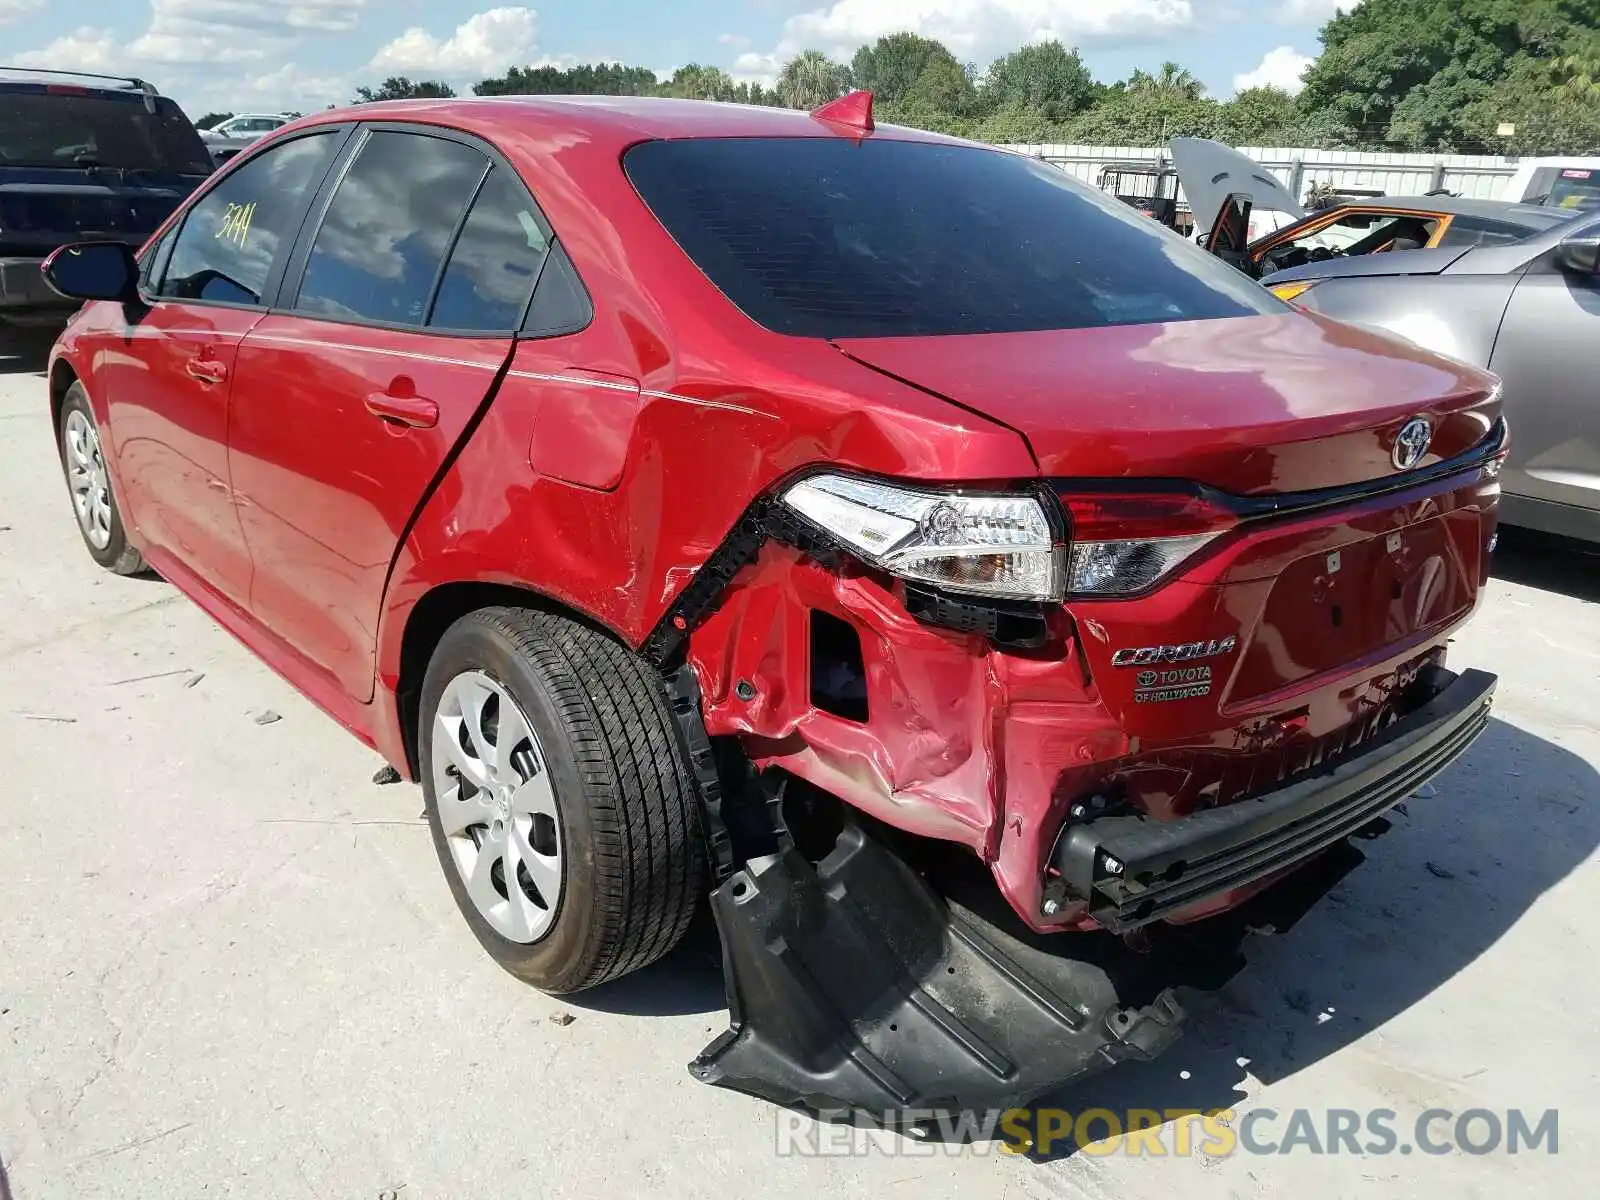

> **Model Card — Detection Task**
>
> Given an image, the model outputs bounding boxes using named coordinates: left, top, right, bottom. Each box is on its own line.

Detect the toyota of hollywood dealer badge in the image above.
left=1133, top=665, right=1216, bottom=704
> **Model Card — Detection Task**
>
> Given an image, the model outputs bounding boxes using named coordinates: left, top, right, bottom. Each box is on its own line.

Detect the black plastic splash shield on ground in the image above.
left=689, top=822, right=1188, bottom=1119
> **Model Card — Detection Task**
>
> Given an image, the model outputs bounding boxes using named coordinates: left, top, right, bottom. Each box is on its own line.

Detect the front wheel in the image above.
left=419, top=607, right=705, bottom=993
left=57, top=382, right=145, bottom=575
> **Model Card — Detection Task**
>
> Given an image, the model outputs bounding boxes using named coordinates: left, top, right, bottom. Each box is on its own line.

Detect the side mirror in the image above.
left=41, top=242, right=140, bottom=302
left=1556, top=234, right=1600, bottom=276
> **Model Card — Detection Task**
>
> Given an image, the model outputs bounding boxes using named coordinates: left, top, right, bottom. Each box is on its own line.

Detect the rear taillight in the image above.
left=1059, top=489, right=1236, bottom=597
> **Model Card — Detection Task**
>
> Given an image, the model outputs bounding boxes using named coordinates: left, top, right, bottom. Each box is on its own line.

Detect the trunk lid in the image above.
left=835, top=312, right=1500, bottom=494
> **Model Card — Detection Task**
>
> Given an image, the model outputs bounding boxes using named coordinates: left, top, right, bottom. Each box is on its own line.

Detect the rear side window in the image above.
left=1435, top=216, right=1539, bottom=249
left=429, top=166, right=550, bottom=331
left=522, top=244, right=591, bottom=336
left=160, top=132, right=340, bottom=306
left=295, top=131, right=488, bottom=326
left=0, top=88, right=212, bottom=174
left=625, top=138, right=1279, bottom=338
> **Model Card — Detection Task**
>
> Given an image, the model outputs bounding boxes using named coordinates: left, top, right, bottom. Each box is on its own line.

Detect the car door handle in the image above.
left=185, top=357, right=229, bottom=385
left=364, top=391, right=439, bottom=429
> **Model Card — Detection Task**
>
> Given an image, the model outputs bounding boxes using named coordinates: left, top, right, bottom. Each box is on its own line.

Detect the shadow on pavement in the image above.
left=1018, top=715, right=1596, bottom=1160
left=566, top=901, right=726, bottom=1017
left=1492, top=526, right=1600, bottom=605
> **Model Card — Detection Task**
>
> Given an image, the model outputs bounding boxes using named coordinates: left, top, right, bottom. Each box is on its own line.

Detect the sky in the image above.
left=1, top=0, right=1351, bottom=117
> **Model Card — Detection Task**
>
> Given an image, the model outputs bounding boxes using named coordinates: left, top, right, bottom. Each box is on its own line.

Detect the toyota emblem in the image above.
left=1392, top=417, right=1432, bottom=471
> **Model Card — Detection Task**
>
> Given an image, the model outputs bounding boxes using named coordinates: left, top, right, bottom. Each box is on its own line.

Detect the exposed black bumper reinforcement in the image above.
left=1054, top=666, right=1497, bottom=934
left=690, top=822, right=1186, bottom=1119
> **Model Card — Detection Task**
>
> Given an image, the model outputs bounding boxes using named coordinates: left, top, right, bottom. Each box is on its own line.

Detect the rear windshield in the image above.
left=624, top=137, right=1280, bottom=338
left=1548, top=169, right=1600, bottom=213
left=0, top=88, right=212, bottom=174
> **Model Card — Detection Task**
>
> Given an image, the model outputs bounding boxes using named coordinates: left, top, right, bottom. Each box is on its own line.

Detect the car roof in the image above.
left=1347, top=194, right=1569, bottom=226
left=290, top=94, right=965, bottom=152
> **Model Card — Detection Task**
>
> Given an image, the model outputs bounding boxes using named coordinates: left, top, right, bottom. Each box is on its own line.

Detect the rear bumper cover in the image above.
left=692, top=815, right=1374, bottom=1119
left=1053, top=666, right=1496, bottom=933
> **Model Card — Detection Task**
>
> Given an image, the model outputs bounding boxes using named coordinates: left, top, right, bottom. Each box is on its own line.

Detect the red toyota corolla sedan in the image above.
left=42, top=93, right=1505, bottom=1117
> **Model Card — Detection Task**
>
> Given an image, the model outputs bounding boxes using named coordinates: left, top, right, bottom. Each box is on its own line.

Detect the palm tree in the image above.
left=1129, top=62, right=1204, bottom=102
left=777, top=50, right=851, bottom=109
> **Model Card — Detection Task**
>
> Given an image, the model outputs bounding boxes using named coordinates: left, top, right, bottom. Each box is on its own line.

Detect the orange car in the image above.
left=1171, top=138, right=1564, bottom=280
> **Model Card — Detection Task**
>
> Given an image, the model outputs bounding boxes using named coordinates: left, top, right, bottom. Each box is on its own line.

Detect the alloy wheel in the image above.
left=432, top=670, right=563, bottom=943
left=64, top=410, right=113, bottom=551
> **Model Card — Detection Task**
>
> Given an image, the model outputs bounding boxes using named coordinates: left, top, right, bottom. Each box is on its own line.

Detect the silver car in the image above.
left=198, top=113, right=294, bottom=165
left=1261, top=213, right=1600, bottom=543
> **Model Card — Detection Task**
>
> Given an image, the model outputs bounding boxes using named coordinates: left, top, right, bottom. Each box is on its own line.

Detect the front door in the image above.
left=100, top=128, right=346, bottom=604
left=228, top=128, right=550, bottom=702
left=1491, top=234, right=1600, bottom=517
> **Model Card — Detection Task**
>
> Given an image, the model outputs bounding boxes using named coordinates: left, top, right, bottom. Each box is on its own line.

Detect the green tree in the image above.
left=656, top=64, right=737, bottom=101
left=1460, top=49, right=1600, bottom=153
left=1297, top=0, right=1600, bottom=149
left=473, top=62, right=658, bottom=96
left=1064, top=92, right=1223, bottom=144
left=980, top=40, right=1095, bottom=120
left=851, top=32, right=974, bottom=111
left=1126, top=61, right=1205, bottom=102
left=195, top=111, right=233, bottom=129
left=353, top=77, right=456, bottom=103
left=776, top=49, right=852, bottom=108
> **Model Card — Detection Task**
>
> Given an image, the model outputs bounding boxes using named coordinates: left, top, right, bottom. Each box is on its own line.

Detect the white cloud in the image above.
left=13, top=27, right=127, bottom=73
left=1232, top=45, right=1313, bottom=94
left=13, top=1, right=370, bottom=112
left=367, top=7, right=541, bottom=78
left=1273, top=0, right=1347, bottom=22
left=754, top=0, right=1194, bottom=72
left=0, top=0, right=44, bottom=25
left=718, top=33, right=751, bottom=49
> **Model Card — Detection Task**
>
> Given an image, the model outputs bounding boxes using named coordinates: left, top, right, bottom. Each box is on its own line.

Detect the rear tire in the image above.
left=419, top=607, right=705, bottom=993
left=57, top=382, right=145, bottom=576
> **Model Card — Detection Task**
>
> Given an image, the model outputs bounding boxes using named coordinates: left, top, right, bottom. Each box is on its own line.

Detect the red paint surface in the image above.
left=50, top=97, right=1502, bottom=934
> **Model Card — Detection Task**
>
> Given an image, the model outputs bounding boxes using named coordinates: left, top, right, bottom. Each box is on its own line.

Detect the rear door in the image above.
left=228, top=125, right=551, bottom=702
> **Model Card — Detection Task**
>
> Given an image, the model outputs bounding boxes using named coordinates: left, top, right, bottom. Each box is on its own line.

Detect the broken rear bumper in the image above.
left=1053, top=666, right=1496, bottom=933
left=691, top=812, right=1374, bottom=1118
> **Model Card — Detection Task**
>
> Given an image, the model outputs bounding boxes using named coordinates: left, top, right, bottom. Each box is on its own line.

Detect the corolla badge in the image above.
left=1392, top=417, right=1433, bottom=471
left=1111, top=636, right=1237, bottom=668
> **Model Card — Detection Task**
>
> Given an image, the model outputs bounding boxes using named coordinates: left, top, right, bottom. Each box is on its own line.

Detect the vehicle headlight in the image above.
left=781, top=474, right=1063, bottom=601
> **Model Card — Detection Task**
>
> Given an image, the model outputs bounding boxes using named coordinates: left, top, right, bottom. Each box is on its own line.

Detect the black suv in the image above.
left=1, top=68, right=213, bottom=328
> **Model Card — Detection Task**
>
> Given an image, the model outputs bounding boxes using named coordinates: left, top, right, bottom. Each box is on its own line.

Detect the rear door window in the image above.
left=428, top=165, right=550, bottom=332
left=1435, top=216, right=1540, bottom=249
left=294, top=130, right=489, bottom=327
left=624, top=137, right=1278, bottom=338
left=159, top=131, right=341, bottom=306
left=0, top=88, right=212, bottom=174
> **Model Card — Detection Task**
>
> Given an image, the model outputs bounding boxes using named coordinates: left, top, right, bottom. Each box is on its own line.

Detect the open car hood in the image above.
left=1171, top=138, right=1306, bottom=234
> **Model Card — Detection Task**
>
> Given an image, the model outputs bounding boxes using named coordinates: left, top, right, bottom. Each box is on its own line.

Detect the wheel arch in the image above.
left=391, top=578, right=637, bottom=779
left=48, top=357, right=81, bottom=447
